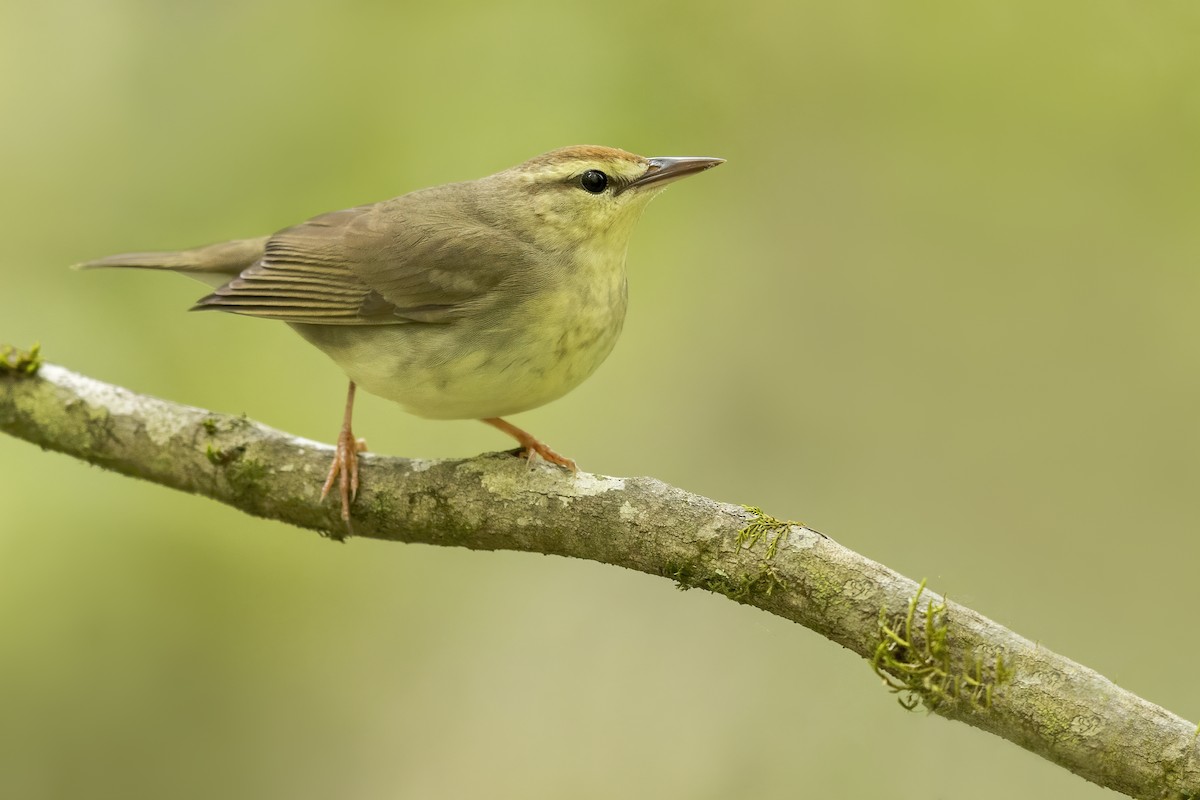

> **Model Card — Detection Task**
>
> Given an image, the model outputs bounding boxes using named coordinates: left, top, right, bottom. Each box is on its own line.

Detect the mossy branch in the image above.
left=2, top=352, right=1197, bottom=799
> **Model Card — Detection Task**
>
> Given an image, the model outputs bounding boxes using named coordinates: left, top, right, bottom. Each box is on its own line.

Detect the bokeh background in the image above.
left=3, top=2, right=1199, bottom=798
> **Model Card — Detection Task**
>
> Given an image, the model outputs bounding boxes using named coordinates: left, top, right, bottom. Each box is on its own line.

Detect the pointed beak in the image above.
left=618, top=156, right=724, bottom=194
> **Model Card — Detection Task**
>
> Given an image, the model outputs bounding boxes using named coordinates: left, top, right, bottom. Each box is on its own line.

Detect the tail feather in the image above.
left=73, top=237, right=270, bottom=287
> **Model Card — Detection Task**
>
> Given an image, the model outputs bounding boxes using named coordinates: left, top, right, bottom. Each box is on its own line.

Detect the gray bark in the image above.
left=2, top=355, right=1197, bottom=799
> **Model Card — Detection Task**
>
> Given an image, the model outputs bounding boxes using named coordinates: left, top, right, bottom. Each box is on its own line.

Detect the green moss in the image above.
left=662, top=559, right=787, bottom=601
left=226, top=457, right=267, bottom=495
left=803, top=566, right=844, bottom=611
left=736, top=566, right=788, bottom=599
left=660, top=506, right=802, bottom=604
left=872, top=579, right=1012, bottom=712
left=201, top=416, right=220, bottom=436
left=736, top=505, right=799, bottom=560
left=367, top=488, right=395, bottom=521
left=0, top=343, right=42, bottom=376
left=662, top=560, right=696, bottom=588
left=205, top=443, right=242, bottom=466
left=203, top=441, right=267, bottom=497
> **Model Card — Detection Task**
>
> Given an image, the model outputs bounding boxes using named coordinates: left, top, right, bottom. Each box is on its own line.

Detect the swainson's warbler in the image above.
left=77, top=145, right=723, bottom=530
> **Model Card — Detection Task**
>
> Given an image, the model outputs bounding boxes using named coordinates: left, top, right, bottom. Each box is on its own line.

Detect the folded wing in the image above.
left=194, top=189, right=537, bottom=326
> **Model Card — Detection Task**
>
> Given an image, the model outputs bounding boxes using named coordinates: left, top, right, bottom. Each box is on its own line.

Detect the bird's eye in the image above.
left=579, top=170, right=609, bottom=194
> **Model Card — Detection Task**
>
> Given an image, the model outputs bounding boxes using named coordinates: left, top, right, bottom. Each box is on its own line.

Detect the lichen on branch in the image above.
left=1, top=350, right=1197, bottom=800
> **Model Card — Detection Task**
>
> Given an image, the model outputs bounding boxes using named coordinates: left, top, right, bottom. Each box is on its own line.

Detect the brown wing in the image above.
left=194, top=186, right=536, bottom=325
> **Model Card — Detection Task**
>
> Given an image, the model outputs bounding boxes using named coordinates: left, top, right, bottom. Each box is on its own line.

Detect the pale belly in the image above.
left=289, top=287, right=628, bottom=420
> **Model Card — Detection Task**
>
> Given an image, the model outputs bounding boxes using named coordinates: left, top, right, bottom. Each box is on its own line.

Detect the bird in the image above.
left=76, top=145, right=724, bottom=531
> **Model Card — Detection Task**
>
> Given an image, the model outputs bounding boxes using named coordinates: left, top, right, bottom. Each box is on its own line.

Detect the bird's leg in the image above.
left=321, top=381, right=368, bottom=530
left=481, top=417, right=577, bottom=472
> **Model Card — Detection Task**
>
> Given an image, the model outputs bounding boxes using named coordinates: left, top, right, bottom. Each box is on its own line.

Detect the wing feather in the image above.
left=194, top=188, right=535, bottom=326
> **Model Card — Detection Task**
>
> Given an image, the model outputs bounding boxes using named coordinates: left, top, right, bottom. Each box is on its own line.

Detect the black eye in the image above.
left=579, top=169, right=609, bottom=194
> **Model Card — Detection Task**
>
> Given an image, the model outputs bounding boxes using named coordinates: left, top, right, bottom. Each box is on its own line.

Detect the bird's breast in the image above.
left=294, top=247, right=630, bottom=420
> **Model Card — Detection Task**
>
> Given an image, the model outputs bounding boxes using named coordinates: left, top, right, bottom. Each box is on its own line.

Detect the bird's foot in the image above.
left=519, top=437, right=577, bottom=472
left=482, top=417, right=577, bottom=472
left=513, top=434, right=573, bottom=472
left=321, top=429, right=368, bottom=533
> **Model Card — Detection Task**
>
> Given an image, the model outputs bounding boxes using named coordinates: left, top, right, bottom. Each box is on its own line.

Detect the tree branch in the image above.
left=2, top=352, right=1197, bottom=799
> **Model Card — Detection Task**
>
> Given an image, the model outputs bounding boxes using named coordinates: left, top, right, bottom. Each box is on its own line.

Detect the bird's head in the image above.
left=482, top=145, right=723, bottom=254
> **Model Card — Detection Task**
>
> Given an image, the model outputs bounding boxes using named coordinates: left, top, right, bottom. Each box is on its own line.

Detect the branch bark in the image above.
left=2, top=356, right=1197, bottom=799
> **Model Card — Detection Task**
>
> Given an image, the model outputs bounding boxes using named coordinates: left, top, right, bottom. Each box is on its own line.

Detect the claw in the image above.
left=320, top=382, right=363, bottom=536
left=481, top=417, right=577, bottom=473
left=321, top=428, right=363, bottom=506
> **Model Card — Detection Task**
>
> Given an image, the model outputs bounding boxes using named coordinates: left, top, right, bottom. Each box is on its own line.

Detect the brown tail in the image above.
left=73, top=236, right=270, bottom=288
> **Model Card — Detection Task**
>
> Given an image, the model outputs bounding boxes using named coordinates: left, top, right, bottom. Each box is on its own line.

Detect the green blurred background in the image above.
left=3, top=1, right=1199, bottom=797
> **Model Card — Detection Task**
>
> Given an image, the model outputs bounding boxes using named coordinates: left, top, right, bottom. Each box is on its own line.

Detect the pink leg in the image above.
left=321, top=381, right=367, bottom=531
left=481, top=417, right=577, bottom=472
